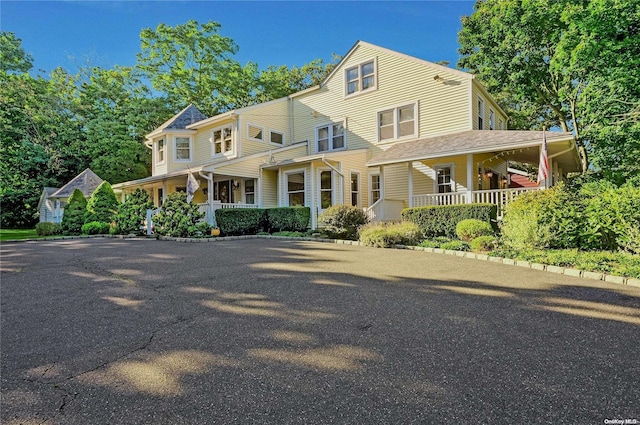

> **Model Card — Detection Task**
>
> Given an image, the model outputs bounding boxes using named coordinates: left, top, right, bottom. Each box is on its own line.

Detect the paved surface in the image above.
left=1, top=238, right=639, bottom=424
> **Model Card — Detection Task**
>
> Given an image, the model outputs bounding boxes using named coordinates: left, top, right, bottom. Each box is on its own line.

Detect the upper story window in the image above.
left=317, top=122, right=345, bottom=152
left=212, top=124, right=233, bottom=156
left=248, top=124, right=264, bottom=141
left=174, top=136, right=191, bottom=162
left=157, top=138, right=165, bottom=163
left=378, top=103, right=417, bottom=141
left=498, top=118, right=504, bottom=130
left=489, top=109, right=495, bottom=130
left=345, top=59, right=376, bottom=96
left=477, top=96, right=485, bottom=129
left=270, top=130, right=284, bottom=146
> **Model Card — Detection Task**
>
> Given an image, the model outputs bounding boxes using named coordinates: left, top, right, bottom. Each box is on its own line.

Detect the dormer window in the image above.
left=345, top=59, right=376, bottom=96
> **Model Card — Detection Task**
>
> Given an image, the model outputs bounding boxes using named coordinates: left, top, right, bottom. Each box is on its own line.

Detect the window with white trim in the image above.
left=489, top=109, right=495, bottom=130
left=270, top=130, right=284, bottom=145
left=244, top=179, right=255, bottom=204
left=319, top=170, right=333, bottom=210
left=378, top=103, right=417, bottom=141
left=286, top=172, right=305, bottom=206
left=248, top=124, right=263, bottom=141
left=212, top=124, right=233, bottom=156
left=316, top=122, right=345, bottom=152
left=175, top=137, right=191, bottom=161
left=436, top=166, right=453, bottom=193
left=345, top=59, right=376, bottom=96
left=350, top=172, right=360, bottom=207
left=370, top=174, right=381, bottom=204
left=157, top=138, right=165, bottom=163
left=498, top=118, right=504, bottom=130
left=477, top=97, right=485, bottom=129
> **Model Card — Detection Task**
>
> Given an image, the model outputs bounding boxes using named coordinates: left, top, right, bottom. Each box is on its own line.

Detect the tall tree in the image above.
left=137, top=20, right=255, bottom=116
left=458, top=0, right=639, bottom=182
left=0, top=32, right=33, bottom=73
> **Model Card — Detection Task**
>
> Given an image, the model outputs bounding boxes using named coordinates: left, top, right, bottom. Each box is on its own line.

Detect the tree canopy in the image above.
left=1, top=22, right=335, bottom=227
left=458, top=0, right=640, bottom=184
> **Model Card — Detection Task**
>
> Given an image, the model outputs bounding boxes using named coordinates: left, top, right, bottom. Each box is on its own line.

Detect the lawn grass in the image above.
left=0, top=229, right=39, bottom=241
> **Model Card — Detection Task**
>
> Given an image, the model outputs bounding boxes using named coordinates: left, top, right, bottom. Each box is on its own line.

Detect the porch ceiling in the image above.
left=367, top=130, right=580, bottom=171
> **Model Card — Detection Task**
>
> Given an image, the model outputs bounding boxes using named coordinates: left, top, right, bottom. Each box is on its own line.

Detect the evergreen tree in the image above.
left=61, top=189, right=87, bottom=235
left=85, top=181, right=119, bottom=224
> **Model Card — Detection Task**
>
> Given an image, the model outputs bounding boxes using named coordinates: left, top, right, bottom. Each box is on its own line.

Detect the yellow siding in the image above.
left=261, top=169, right=278, bottom=208
left=292, top=43, right=472, bottom=156
left=240, top=99, right=290, bottom=156
left=471, top=84, right=508, bottom=130
left=381, top=163, right=409, bottom=208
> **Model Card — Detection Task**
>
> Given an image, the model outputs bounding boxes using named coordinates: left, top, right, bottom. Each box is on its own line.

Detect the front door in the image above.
left=215, top=180, right=233, bottom=203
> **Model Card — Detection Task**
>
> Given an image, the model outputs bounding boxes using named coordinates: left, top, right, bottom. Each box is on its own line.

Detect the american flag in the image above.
left=537, top=130, right=549, bottom=186
left=186, top=172, right=199, bottom=203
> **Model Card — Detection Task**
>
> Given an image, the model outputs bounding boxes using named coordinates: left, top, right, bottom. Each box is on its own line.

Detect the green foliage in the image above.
left=456, top=219, right=494, bottom=242
left=501, top=182, right=640, bottom=253
left=440, top=240, right=470, bottom=252
left=60, top=189, right=88, bottom=235
left=1, top=32, right=33, bottom=73
left=215, top=208, right=266, bottom=236
left=85, top=181, right=119, bottom=224
left=318, top=205, right=369, bottom=240
left=458, top=0, right=640, bottom=183
left=359, top=221, right=423, bottom=248
left=153, top=192, right=206, bottom=237
left=470, top=235, right=497, bottom=252
left=271, top=231, right=307, bottom=238
left=35, top=222, right=61, bottom=236
left=266, top=207, right=311, bottom=232
left=492, top=248, right=640, bottom=279
left=402, top=204, right=496, bottom=238
left=114, top=188, right=153, bottom=235
left=81, top=221, right=111, bottom=235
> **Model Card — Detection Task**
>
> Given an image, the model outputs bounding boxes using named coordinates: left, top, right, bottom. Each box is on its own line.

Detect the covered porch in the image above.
left=365, top=130, right=582, bottom=221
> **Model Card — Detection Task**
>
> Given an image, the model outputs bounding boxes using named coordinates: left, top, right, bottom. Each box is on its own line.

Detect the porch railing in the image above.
left=411, top=187, right=539, bottom=219
left=364, top=198, right=405, bottom=222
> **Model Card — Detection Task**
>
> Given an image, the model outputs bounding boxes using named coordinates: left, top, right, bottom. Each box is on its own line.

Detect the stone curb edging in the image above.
left=5, top=234, right=639, bottom=288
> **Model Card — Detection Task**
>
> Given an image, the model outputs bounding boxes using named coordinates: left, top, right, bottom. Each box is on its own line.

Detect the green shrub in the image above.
left=402, top=203, right=496, bottom=238
left=35, top=222, right=61, bottom=236
left=85, top=181, right=119, bottom=224
left=359, top=221, right=422, bottom=248
left=154, top=192, right=207, bottom=237
left=81, top=221, right=111, bottom=235
left=440, top=240, right=470, bottom=251
left=470, top=235, right=497, bottom=252
left=456, top=219, right=494, bottom=242
left=215, top=208, right=266, bottom=235
left=501, top=182, right=640, bottom=253
left=266, top=207, right=311, bottom=232
left=114, top=188, right=153, bottom=235
left=318, top=205, right=369, bottom=240
left=61, top=189, right=87, bottom=235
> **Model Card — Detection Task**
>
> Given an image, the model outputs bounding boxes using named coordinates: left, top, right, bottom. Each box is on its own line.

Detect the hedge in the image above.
left=215, top=207, right=311, bottom=235
left=401, top=203, right=497, bottom=238
left=215, top=208, right=266, bottom=235
left=266, top=207, right=311, bottom=232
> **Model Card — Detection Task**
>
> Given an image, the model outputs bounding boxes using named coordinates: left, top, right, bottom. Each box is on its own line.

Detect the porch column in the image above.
left=408, top=161, right=414, bottom=208
left=466, top=154, right=474, bottom=204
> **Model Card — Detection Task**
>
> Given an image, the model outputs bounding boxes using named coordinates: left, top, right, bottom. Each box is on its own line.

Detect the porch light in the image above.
left=485, top=170, right=493, bottom=178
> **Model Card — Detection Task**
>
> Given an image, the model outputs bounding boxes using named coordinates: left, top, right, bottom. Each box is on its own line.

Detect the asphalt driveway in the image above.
left=1, top=238, right=639, bottom=424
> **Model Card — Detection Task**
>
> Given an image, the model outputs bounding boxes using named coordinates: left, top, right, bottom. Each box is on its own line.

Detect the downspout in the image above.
left=321, top=156, right=344, bottom=177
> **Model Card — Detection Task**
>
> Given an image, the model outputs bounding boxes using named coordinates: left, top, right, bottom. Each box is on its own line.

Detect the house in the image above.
left=112, top=41, right=582, bottom=228
left=37, top=168, right=104, bottom=223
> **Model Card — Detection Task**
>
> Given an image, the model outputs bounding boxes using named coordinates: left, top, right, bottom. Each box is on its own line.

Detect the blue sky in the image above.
left=2, top=1, right=475, bottom=75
